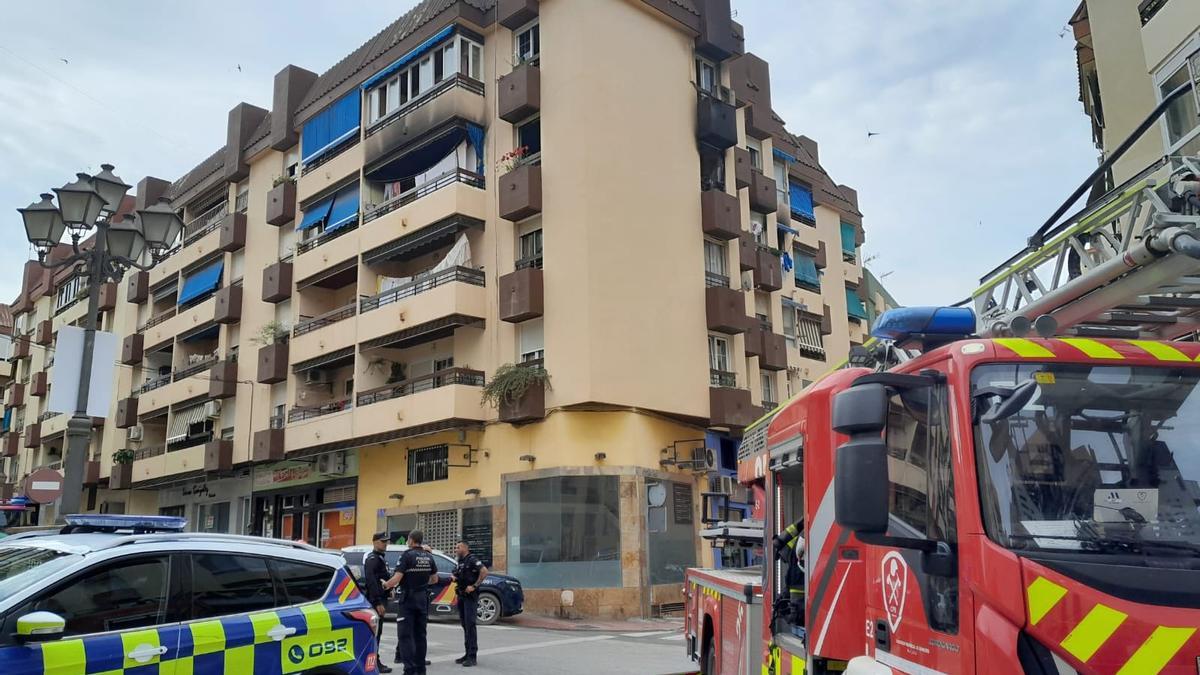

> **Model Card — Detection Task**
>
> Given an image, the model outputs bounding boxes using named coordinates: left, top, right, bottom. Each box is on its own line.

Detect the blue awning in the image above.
left=789, top=182, right=814, bottom=221
left=325, top=183, right=361, bottom=234
left=178, top=260, right=224, bottom=306
left=362, top=25, right=457, bottom=90
left=773, top=147, right=797, bottom=164
left=302, top=93, right=362, bottom=165
left=840, top=222, right=857, bottom=254
left=298, top=197, right=333, bottom=231
left=794, top=253, right=820, bottom=289
left=777, top=222, right=799, bottom=236
left=2, top=408, right=11, bottom=433
left=846, top=287, right=869, bottom=320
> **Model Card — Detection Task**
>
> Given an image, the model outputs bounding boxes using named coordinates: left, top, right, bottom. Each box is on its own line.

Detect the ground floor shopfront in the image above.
left=155, top=471, right=254, bottom=534
left=250, top=450, right=359, bottom=550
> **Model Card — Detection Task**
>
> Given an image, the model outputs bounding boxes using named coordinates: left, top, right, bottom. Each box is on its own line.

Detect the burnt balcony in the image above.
left=362, top=168, right=485, bottom=230
left=697, top=93, right=737, bottom=151
left=499, top=267, right=543, bottom=323
left=218, top=212, right=247, bottom=253
left=257, top=340, right=289, bottom=384
left=363, top=75, right=487, bottom=168
left=266, top=181, right=297, bottom=226
left=709, top=385, right=754, bottom=429
left=754, top=248, right=782, bottom=292
left=30, top=371, right=47, bottom=398
left=209, top=360, right=237, bottom=399
left=204, top=439, right=233, bottom=473
left=733, top=147, right=752, bottom=190
left=262, top=261, right=293, bottom=303
left=115, top=397, right=138, bottom=429
left=34, top=320, right=52, bottom=346
left=748, top=170, right=777, bottom=214
left=128, top=270, right=149, bottom=304
left=499, top=165, right=542, bottom=222
left=498, top=0, right=538, bottom=28
left=701, top=188, right=740, bottom=241
left=759, top=330, right=788, bottom=371
left=499, top=381, right=546, bottom=424
left=498, top=64, right=540, bottom=124
left=23, top=423, right=39, bottom=448
left=213, top=285, right=242, bottom=324
left=122, top=334, right=144, bottom=365
left=253, top=428, right=285, bottom=463
left=706, top=286, right=746, bottom=334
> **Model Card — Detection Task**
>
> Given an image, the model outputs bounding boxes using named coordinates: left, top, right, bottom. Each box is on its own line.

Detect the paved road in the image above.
left=378, top=618, right=695, bottom=674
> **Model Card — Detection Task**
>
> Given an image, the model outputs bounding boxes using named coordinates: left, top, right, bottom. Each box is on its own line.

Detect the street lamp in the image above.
left=17, top=166, right=182, bottom=522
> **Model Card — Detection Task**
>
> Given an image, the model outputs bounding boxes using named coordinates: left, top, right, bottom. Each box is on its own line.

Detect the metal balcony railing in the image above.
left=288, top=398, right=352, bottom=423
left=293, top=303, right=357, bottom=337
left=137, top=373, right=172, bottom=394
left=705, top=272, right=730, bottom=288
left=710, top=369, right=736, bottom=388
left=359, top=266, right=485, bottom=313
left=363, top=168, right=485, bottom=224
left=173, top=355, right=218, bottom=381
left=356, top=368, right=484, bottom=407
left=140, top=307, right=177, bottom=332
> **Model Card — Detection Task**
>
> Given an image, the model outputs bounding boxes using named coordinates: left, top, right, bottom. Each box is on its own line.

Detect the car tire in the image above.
left=476, top=591, right=501, bottom=626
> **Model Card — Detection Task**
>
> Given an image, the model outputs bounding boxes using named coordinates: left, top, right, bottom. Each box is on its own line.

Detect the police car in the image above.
left=0, top=514, right=380, bottom=674
left=341, top=545, right=524, bottom=626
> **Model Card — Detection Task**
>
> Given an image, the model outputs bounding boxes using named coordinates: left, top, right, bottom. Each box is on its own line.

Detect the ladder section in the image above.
left=973, top=155, right=1200, bottom=339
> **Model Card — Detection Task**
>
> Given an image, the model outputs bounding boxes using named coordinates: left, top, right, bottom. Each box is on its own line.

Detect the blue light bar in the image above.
left=63, top=514, right=187, bottom=532
left=871, top=306, right=977, bottom=343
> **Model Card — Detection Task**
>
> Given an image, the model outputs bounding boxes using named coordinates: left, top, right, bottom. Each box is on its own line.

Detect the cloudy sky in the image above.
left=0, top=0, right=1094, bottom=305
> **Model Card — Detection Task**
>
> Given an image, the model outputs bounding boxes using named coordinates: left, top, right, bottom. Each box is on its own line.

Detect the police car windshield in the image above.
left=972, top=363, right=1200, bottom=565
left=0, top=547, right=80, bottom=604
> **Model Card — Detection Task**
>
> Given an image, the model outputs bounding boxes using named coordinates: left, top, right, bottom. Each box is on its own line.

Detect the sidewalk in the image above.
left=510, top=613, right=685, bottom=633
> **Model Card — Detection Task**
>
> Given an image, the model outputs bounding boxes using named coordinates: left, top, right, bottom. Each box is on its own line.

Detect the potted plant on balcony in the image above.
left=253, top=321, right=290, bottom=384
left=110, top=448, right=134, bottom=490
left=251, top=320, right=290, bottom=346
left=482, top=362, right=550, bottom=423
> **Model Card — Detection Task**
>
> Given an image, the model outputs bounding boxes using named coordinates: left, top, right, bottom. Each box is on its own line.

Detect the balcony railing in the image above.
left=515, top=254, right=543, bottom=271
left=705, top=272, right=730, bottom=288
left=294, top=303, right=357, bottom=337
left=288, top=398, right=352, bottom=423
left=133, top=445, right=166, bottom=461
left=360, top=266, right=485, bottom=313
left=366, top=73, right=485, bottom=137
left=710, top=369, right=736, bottom=388
left=140, top=307, right=178, bottom=331
left=54, top=292, right=85, bottom=316
left=363, top=168, right=485, bottom=224
left=38, top=411, right=60, bottom=422
left=183, top=202, right=228, bottom=246
left=173, top=355, right=218, bottom=381
left=137, top=373, right=172, bottom=395
left=1138, top=0, right=1168, bottom=24
left=356, top=368, right=485, bottom=407
left=296, top=218, right=359, bottom=255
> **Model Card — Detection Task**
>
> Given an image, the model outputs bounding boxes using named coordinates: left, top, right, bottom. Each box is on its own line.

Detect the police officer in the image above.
left=364, top=533, right=394, bottom=673
left=452, top=540, right=488, bottom=667
left=383, top=530, right=439, bottom=675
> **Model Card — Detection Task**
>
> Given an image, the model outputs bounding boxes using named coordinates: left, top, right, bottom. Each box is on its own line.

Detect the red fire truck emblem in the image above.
left=881, top=551, right=908, bottom=632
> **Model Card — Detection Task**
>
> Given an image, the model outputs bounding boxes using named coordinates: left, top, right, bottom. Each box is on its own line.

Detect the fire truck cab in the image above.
left=687, top=306, right=1200, bottom=674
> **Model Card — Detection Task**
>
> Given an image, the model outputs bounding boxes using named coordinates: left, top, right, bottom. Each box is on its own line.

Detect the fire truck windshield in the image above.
left=972, top=362, right=1200, bottom=565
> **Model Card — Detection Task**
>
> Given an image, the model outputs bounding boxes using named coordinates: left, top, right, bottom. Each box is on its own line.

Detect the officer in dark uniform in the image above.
left=364, top=532, right=394, bottom=673
left=452, top=540, right=489, bottom=667
left=383, top=530, right=438, bottom=675
left=772, top=518, right=806, bottom=640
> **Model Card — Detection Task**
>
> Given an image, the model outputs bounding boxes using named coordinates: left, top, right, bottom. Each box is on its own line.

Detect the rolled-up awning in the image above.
left=166, top=403, right=207, bottom=444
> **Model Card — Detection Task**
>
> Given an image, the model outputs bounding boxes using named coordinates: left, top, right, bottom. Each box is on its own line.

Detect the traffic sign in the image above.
left=23, top=468, right=64, bottom=504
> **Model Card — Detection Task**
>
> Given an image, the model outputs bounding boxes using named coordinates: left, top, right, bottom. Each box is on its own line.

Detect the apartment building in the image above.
left=1070, top=0, right=1200, bottom=187
left=0, top=0, right=870, bottom=617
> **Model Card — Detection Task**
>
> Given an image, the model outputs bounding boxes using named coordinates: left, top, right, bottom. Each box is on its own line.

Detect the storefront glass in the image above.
left=506, top=475, right=621, bottom=588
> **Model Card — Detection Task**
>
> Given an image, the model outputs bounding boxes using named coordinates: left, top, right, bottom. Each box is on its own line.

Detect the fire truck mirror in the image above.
left=831, top=383, right=888, bottom=435
left=834, top=436, right=889, bottom=534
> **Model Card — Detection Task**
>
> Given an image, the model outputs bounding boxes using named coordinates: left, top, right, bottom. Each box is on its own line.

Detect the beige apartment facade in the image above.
left=1071, top=0, right=1200, bottom=187
left=1, top=0, right=871, bottom=618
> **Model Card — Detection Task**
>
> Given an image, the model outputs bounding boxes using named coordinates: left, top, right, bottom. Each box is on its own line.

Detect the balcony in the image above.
left=701, top=188, right=741, bottom=241
left=150, top=204, right=226, bottom=288
left=759, top=330, right=788, bottom=371
left=754, top=249, right=782, bottom=292
left=116, top=397, right=138, bottom=429
left=262, top=261, right=293, bottom=303
left=291, top=302, right=357, bottom=364
left=499, top=165, right=542, bottom=222
left=697, top=93, right=737, bottom=151
left=498, top=64, right=540, bottom=124
left=99, top=282, right=117, bottom=312
left=499, top=267, right=543, bottom=323
left=706, top=285, right=746, bottom=334
left=3, top=434, right=18, bottom=457
left=358, top=267, right=486, bottom=346
left=257, top=340, right=289, bottom=384
left=353, top=368, right=485, bottom=436
left=33, top=320, right=52, bottom=346
left=218, top=212, right=247, bottom=253
left=748, top=170, right=777, bottom=214
left=135, top=356, right=218, bottom=412
left=362, top=170, right=485, bottom=252
left=709, top=386, right=755, bottom=429
left=363, top=75, right=487, bottom=169
left=498, top=0, right=538, bottom=28
left=298, top=142, right=363, bottom=206
left=733, top=147, right=752, bottom=190
left=253, top=428, right=285, bottom=463
left=128, top=271, right=149, bottom=304
left=141, top=295, right=219, bottom=346
left=130, top=444, right=204, bottom=485
left=6, top=383, right=24, bottom=407
left=204, top=440, right=233, bottom=473
left=209, top=359, right=238, bottom=399
left=12, top=339, right=28, bottom=360
left=266, top=181, right=297, bottom=226
left=121, top=334, right=144, bottom=365
left=499, top=380, right=546, bottom=424
left=30, top=371, right=47, bottom=398
left=23, top=423, right=39, bottom=448
left=285, top=401, right=354, bottom=453
left=743, top=319, right=763, bottom=358
left=295, top=216, right=359, bottom=262
left=213, top=285, right=242, bottom=324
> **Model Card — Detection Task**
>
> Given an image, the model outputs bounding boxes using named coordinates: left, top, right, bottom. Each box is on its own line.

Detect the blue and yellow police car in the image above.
left=0, top=514, right=380, bottom=674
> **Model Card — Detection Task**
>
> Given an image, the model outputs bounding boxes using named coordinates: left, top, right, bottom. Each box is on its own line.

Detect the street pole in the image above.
left=57, top=220, right=107, bottom=522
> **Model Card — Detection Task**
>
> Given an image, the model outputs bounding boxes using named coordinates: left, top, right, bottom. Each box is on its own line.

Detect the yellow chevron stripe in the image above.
left=1058, top=338, right=1124, bottom=360
left=1116, top=626, right=1197, bottom=675
left=40, top=638, right=86, bottom=675
left=301, top=602, right=332, bottom=632
left=1126, top=340, right=1190, bottom=362
left=249, top=610, right=280, bottom=644
left=189, top=619, right=226, bottom=655
left=994, top=338, right=1055, bottom=358
left=1026, top=577, right=1068, bottom=626
left=1060, top=604, right=1127, bottom=662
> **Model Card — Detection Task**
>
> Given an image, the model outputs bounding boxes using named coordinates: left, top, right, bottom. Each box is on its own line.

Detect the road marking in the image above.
left=619, top=630, right=676, bottom=638
left=658, top=633, right=682, bottom=640
left=426, top=622, right=516, bottom=631
left=427, top=635, right=615, bottom=663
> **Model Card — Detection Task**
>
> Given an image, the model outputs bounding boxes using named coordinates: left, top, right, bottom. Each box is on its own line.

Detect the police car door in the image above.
left=0, top=553, right=184, bottom=675
left=429, top=554, right=457, bottom=615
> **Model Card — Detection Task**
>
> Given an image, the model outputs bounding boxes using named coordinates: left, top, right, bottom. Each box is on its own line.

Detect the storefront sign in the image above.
left=253, top=451, right=359, bottom=491
left=463, top=522, right=492, bottom=568
left=673, top=483, right=693, bottom=524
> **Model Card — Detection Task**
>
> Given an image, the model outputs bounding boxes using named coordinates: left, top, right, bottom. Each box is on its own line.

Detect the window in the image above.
left=750, top=211, right=768, bottom=246
left=195, top=501, right=230, bottom=533
left=885, top=386, right=954, bottom=541
left=271, top=559, right=333, bottom=604
left=704, top=239, right=727, bottom=280
left=25, top=556, right=169, bottom=635
left=235, top=181, right=249, bottom=213
left=518, top=228, right=543, bottom=268
left=695, top=56, right=718, bottom=95
left=1159, top=59, right=1200, bottom=155
left=408, top=444, right=449, bottom=484
left=774, top=160, right=788, bottom=208
left=708, top=334, right=731, bottom=376
left=517, top=117, right=541, bottom=158
left=793, top=249, right=820, bottom=291
left=840, top=222, right=858, bottom=261
left=461, top=37, right=482, bottom=80
left=285, top=149, right=300, bottom=180
left=433, top=555, right=456, bottom=575
left=700, top=146, right=725, bottom=191
left=846, top=286, right=869, bottom=321
left=519, top=318, right=545, bottom=362
left=515, top=21, right=540, bottom=65
left=55, top=276, right=86, bottom=312
left=793, top=312, right=825, bottom=359
left=761, top=373, right=775, bottom=406
left=747, top=139, right=762, bottom=170
left=789, top=182, right=815, bottom=223
left=190, top=554, right=276, bottom=619
left=365, top=36, right=480, bottom=127
left=506, top=475, right=622, bottom=587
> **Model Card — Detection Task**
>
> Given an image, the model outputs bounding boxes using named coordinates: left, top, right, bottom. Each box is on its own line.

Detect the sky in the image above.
left=0, top=0, right=1096, bottom=306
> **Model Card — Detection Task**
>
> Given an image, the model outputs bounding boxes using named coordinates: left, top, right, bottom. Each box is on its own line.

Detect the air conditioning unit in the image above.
left=304, top=369, right=329, bottom=386
left=689, top=447, right=707, bottom=472
left=203, top=400, right=222, bottom=419
left=704, top=446, right=720, bottom=472
left=719, top=475, right=736, bottom=496
left=127, top=425, right=144, bottom=442
left=316, top=451, right=346, bottom=476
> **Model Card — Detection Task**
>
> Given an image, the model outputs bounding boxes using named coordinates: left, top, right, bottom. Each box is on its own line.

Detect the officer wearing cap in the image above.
left=452, top=539, right=488, bottom=667
left=364, top=532, right=394, bottom=674
left=383, top=530, right=438, bottom=675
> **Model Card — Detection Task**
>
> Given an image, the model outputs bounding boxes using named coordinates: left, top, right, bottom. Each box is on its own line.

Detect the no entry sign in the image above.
left=24, top=468, right=64, bottom=504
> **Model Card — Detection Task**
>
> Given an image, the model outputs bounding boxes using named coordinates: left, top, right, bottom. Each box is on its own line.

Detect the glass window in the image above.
left=750, top=211, right=767, bottom=246
left=408, top=445, right=449, bottom=484
left=515, top=22, right=540, bottom=64
left=271, top=560, right=332, bottom=605
left=885, top=385, right=955, bottom=542
left=433, top=47, right=445, bottom=83
left=747, top=139, right=762, bottom=170
left=1160, top=64, right=1200, bottom=150
left=518, top=228, right=543, bottom=266
left=519, top=318, right=545, bottom=362
left=318, top=507, right=356, bottom=550
left=460, top=38, right=482, bottom=80
left=195, top=501, right=230, bottom=533
left=517, top=117, right=542, bottom=157
left=433, top=554, right=456, bottom=575
left=708, top=334, right=730, bottom=373
left=0, top=548, right=80, bottom=607
left=704, top=239, right=727, bottom=278
left=648, top=481, right=697, bottom=584
left=506, top=475, right=622, bottom=587
left=761, top=373, right=775, bottom=405
left=26, top=556, right=169, bottom=636
left=695, top=57, right=717, bottom=95
left=190, top=554, right=276, bottom=619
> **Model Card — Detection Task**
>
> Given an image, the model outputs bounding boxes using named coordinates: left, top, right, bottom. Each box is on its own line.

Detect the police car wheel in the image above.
left=476, top=592, right=501, bottom=625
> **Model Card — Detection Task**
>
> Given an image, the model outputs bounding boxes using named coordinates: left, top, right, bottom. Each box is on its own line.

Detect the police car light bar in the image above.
left=62, top=514, right=188, bottom=533
left=870, top=306, right=977, bottom=347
